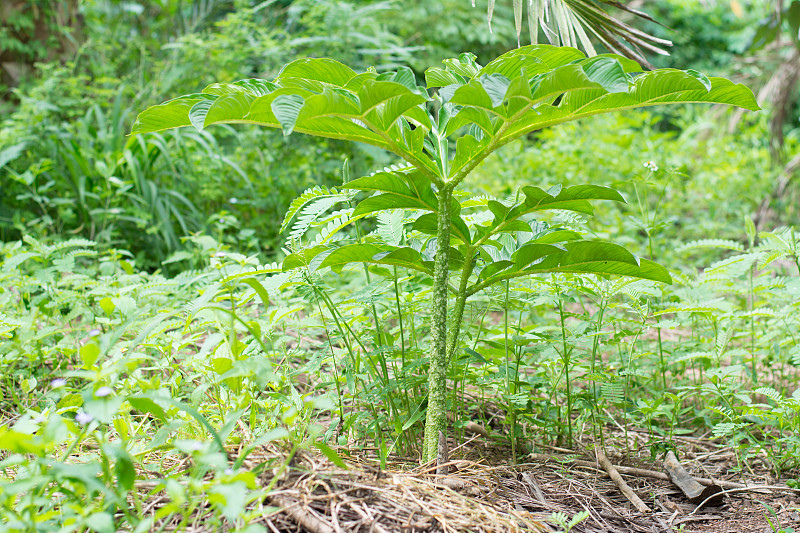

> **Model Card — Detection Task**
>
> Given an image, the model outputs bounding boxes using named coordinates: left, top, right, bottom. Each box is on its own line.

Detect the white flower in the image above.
left=95, top=386, right=113, bottom=398
left=75, top=411, right=93, bottom=425
left=643, top=161, right=658, bottom=172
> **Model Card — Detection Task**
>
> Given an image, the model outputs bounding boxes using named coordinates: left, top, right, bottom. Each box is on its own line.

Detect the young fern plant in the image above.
left=132, top=45, right=759, bottom=464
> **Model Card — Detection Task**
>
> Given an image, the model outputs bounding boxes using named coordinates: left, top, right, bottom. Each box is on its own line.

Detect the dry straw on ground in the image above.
left=135, top=431, right=800, bottom=532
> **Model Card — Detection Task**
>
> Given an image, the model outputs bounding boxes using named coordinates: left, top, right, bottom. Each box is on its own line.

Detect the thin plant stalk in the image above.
left=589, top=298, right=607, bottom=448
left=504, top=279, right=516, bottom=459
left=555, top=280, right=573, bottom=448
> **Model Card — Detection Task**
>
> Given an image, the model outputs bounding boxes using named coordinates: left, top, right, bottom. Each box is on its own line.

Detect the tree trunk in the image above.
left=0, top=0, right=82, bottom=91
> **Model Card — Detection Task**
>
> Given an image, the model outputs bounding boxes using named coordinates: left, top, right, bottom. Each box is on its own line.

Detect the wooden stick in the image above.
left=594, top=447, right=650, bottom=514
left=268, top=494, right=334, bottom=533
left=524, top=453, right=750, bottom=490
left=688, top=485, right=800, bottom=515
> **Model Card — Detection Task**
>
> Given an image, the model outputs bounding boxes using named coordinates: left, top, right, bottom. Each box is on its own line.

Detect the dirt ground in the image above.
left=142, top=428, right=800, bottom=532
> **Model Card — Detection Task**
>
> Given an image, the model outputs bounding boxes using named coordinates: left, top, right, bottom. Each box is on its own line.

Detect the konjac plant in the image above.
left=132, top=45, right=758, bottom=465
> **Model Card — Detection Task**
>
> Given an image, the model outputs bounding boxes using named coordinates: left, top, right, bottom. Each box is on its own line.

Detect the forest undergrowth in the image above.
left=2, top=1, right=800, bottom=531
left=2, top=144, right=800, bottom=530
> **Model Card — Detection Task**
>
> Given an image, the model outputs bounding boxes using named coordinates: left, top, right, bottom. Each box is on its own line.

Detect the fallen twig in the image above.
left=267, top=494, right=335, bottom=533
left=594, top=447, right=650, bottom=513
left=688, top=485, right=800, bottom=515
left=523, top=453, right=751, bottom=490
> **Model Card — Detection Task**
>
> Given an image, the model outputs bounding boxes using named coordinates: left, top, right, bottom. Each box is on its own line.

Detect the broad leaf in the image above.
left=475, top=241, right=672, bottom=291
left=411, top=212, right=472, bottom=244
left=276, top=58, right=357, bottom=88
left=134, top=47, right=758, bottom=187
left=272, top=94, right=305, bottom=136
left=282, top=246, right=329, bottom=271
left=499, top=73, right=759, bottom=143
left=319, top=244, right=432, bottom=275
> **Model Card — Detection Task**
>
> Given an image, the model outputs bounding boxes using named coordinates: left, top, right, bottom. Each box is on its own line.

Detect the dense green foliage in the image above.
left=129, top=44, right=757, bottom=461
left=1, top=1, right=799, bottom=531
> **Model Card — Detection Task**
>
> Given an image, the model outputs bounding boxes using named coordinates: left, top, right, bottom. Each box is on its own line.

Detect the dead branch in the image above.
left=524, top=453, right=751, bottom=490
left=595, top=447, right=650, bottom=514
left=688, top=485, right=800, bottom=515
left=267, top=494, right=335, bottom=533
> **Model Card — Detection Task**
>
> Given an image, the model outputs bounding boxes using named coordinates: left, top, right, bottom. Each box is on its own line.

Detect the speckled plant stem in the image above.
left=422, top=184, right=453, bottom=463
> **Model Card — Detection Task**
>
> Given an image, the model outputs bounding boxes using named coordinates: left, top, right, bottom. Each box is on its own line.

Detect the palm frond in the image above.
left=485, top=0, right=671, bottom=68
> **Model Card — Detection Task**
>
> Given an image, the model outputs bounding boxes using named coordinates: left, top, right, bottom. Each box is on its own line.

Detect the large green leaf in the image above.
left=450, top=135, right=491, bottom=177
left=276, top=58, right=358, bottom=88
left=530, top=241, right=671, bottom=282
left=411, top=212, right=472, bottom=244
left=272, top=94, right=305, bottom=136
left=474, top=241, right=671, bottom=292
left=346, top=169, right=440, bottom=214
left=282, top=246, right=329, bottom=271
left=513, top=242, right=572, bottom=269
left=133, top=47, right=758, bottom=192
left=131, top=61, right=428, bottom=158
left=499, top=73, right=759, bottom=143
left=204, top=78, right=278, bottom=96
left=477, top=45, right=586, bottom=79
left=132, top=94, right=215, bottom=133
left=352, top=193, right=431, bottom=216
left=477, top=184, right=625, bottom=239
left=359, top=80, right=427, bottom=116
left=319, top=244, right=432, bottom=275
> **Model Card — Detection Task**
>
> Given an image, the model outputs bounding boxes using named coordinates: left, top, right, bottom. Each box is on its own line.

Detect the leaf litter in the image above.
left=134, top=429, right=800, bottom=533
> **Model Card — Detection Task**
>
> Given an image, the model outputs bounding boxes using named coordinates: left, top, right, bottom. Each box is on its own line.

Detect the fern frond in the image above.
left=2, top=252, right=38, bottom=270
left=44, top=238, right=98, bottom=256
left=368, top=162, right=414, bottom=176
left=755, top=386, right=783, bottom=403
left=712, top=422, right=736, bottom=436
left=741, top=405, right=774, bottom=418
left=184, top=282, right=222, bottom=319
left=758, top=227, right=794, bottom=252
left=313, top=208, right=354, bottom=228
left=280, top=186, right=342, bottom=234
left=220, top=264, right=283, bottom=286
left=313, top=212, right=362, bottom=246
left=376, top=210, right=405, bottom=246
left=715, top=326, right=734, bottom=358
left=710, top=405, right=733, bottom=419
left=757, top=250, right=785, bottom=270
left=704, top=252, right=761, bottom=277
left=65, top=248, right=99, bottom=259
left=463, top=211, right=494, bottom=227
left=734, top=307, right=776, bottom=319
left=601, top=382, right=624, bottom=404
left=259, top=272, right=296, bottom=294
left=290, top=196, right=348, bottom=241
left=676, top=239, right=744, bottom=253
